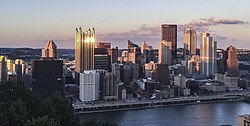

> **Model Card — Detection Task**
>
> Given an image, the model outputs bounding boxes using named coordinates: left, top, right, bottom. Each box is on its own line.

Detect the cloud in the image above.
left=97, top=17, right=248, bottom=49
left=178, top=17, right=248, bottom=32
left=178, top=17, right=248, bottom=48
left=97, top=24, right=160, bottom=48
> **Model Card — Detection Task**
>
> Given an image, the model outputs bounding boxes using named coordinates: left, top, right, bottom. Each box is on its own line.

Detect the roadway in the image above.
left=74, top=91, right=250, bottom=113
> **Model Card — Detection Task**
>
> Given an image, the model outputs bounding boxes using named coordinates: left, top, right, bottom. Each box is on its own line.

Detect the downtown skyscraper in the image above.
left=32, top=40, right=64, bottom=98
left=200, top=32, right=217, bottom=77
left=75, top=27, right=95, bottom=73
left=184, top=28, right=197, bottom=55
left=158, top=40, right=172, bottom=65
left=226, top=45, right=238, bottom=76
left=42, top=40, right=58, bottom=60
left=75, top=27, right=100, bottom=102
left=161, top=24, right=177, bottom=64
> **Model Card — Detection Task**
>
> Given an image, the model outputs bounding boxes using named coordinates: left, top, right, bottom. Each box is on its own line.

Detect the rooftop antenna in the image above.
left=50, top=32, right=52, bottom=40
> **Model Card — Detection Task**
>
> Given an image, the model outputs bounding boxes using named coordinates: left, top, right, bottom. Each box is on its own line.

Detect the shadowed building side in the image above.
left=161, top=24, right=177, bottom=64
left=32, top=40, right=64, bottom=98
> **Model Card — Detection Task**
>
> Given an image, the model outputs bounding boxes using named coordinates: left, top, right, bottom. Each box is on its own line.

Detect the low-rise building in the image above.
left=224, top=76, right=239, bottom=91
left=181, top=88, right=190, bottom=96
left=174, top=74, right=186, bottom=88
left=202, top=83, right=226, bottom=92
left=238, top=114, right=250, bottom=126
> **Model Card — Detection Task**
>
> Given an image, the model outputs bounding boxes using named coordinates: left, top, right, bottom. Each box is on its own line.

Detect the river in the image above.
left=78, top=101, right=250, bottom=126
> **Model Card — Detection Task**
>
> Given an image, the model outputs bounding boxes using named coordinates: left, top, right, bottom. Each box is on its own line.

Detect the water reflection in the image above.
left=78, top=102, right=250, bottom=126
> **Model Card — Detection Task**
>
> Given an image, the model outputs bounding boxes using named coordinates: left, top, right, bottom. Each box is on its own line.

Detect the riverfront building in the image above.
left=79, top=70, right=100, bottom=102
left=174, top=74, right=186, bottom=88
left=102, top=72, right=118, bottom=100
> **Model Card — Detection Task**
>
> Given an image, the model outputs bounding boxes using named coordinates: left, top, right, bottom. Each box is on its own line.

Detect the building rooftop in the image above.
left=44, top=40, right=57, bottom=49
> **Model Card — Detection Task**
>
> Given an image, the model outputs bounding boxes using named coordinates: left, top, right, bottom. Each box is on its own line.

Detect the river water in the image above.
left=78, top=101, right=250, bottom=126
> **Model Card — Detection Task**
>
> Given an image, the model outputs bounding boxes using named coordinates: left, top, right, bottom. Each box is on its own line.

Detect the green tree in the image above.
left=0, top=81, right=80, bottom=126
left=0, top=81, right=117, bottom=126
left=24, top=116, right=59, bottom=126
left=0, top=81, right=38, bottom=126
left=39, top=93, right=80, bottom=126
left=0, top=99, right=28, bottom=126
left=82, top=120, right=118, bottom=126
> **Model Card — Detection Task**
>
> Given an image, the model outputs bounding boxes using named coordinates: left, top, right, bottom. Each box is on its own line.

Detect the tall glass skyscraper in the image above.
left=161, top=24, right=177, bottom=64
left=226, top=45, right=238, bottom=76
left=184, top=28, right=197, bottom=55
left=75, top=27, right=95, bottom=73
left=200, top=32, right=217, bottom=77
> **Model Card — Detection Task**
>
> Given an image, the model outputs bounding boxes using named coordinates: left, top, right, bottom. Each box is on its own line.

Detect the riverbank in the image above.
left=74, top=94, right=245, bottom=114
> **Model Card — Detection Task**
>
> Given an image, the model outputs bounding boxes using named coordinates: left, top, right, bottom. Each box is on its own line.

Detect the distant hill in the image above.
left=0, top=48, right=74, bottom=61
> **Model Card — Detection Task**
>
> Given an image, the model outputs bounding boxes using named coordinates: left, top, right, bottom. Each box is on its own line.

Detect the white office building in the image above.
left=158, top=40, right=172, bottom=65
left=174, top=74, right=186, bottom=88
left=79, top=70, right=100, bottom=102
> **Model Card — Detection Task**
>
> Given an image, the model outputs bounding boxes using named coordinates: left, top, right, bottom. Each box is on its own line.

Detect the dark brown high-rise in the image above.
left=226, top=45, right=238, bottom=76
left=161, top=24, right=177, bottom=63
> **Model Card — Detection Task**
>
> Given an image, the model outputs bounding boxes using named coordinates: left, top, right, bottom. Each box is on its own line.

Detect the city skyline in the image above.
left=1, top=1, right=250, bottom=126
left=0, top=0, right=250, bottom=49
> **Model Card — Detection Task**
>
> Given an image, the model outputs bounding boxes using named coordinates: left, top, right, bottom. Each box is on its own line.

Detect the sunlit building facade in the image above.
left=188, top=55, right=200, bottom=74
left=200, top=33, right=217, bottom=77
left=75, top=27, right=95, bottom=73
left=226, top=45, right=238, bottom=76
left=158, top=40, right=172, bottom=65
left=184, top=28, right=197, bottom=55
left=0, top=56, right=7, bottom=82
left=42, top=40, right=58, bottom=59
left=127, top=40, right=141, bottom=64
left=141, top=41, right=148, bottom=54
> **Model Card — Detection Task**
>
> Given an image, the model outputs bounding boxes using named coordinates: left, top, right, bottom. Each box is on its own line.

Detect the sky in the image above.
left=0, top=0, right=250, bottom=49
